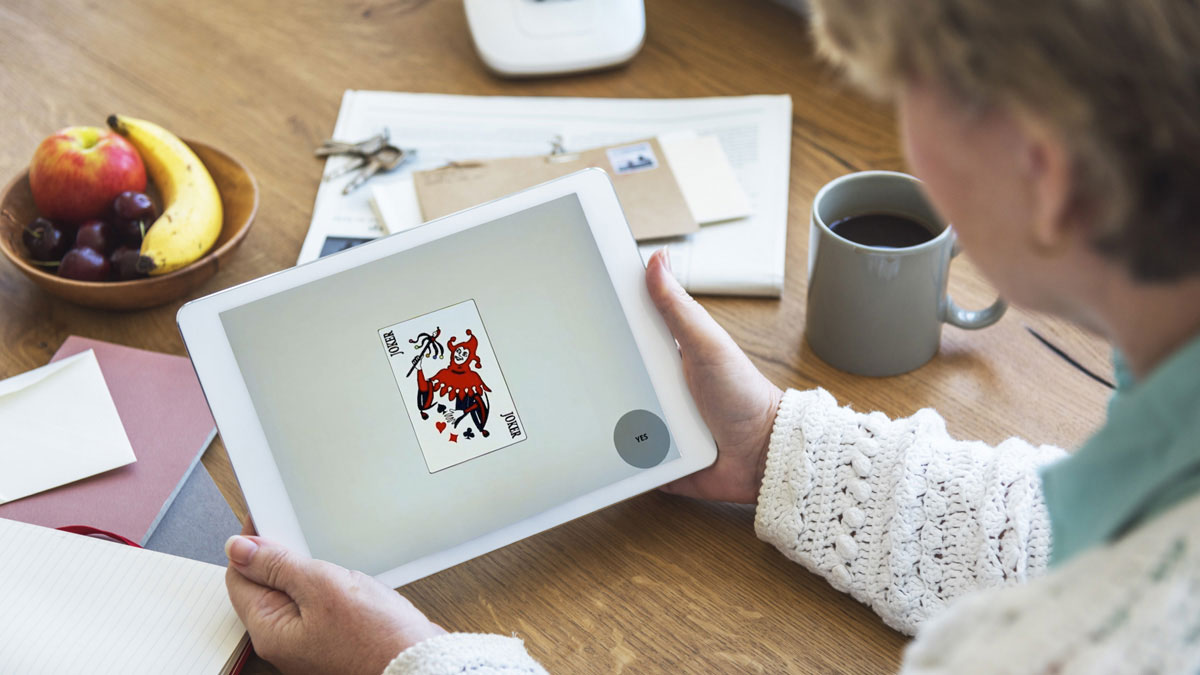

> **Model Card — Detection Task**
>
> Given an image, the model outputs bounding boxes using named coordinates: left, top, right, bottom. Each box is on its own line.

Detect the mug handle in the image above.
left=941, top=243, right=1007, bottom=329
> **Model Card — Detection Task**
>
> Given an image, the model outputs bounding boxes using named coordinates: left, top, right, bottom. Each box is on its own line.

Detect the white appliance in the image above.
left=464, top=0, right=645, bottom=77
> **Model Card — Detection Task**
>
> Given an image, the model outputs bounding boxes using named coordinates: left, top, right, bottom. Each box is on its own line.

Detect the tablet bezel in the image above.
left=178, top=168, right=717, bottom=588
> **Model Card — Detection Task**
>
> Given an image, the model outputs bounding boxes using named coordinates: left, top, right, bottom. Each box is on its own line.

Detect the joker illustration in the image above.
left=407, top=328, right=492, bottom=438
left=381, top=300, right=526, bottom=471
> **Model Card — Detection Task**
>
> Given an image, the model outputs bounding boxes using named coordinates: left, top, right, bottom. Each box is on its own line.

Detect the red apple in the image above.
left=28, top=126, right=147, bottom=224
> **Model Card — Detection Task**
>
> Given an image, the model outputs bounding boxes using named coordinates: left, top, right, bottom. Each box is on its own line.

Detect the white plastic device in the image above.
left=464, top=0, right=645, bottom=77
left=177, top=170, right=717, bottom=588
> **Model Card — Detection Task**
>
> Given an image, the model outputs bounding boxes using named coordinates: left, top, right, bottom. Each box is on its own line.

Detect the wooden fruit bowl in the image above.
left=0, top=140, right=258, bottom=311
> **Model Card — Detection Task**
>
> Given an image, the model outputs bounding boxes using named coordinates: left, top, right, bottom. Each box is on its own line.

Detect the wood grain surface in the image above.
left=0, top=1, right=1112, bottom=673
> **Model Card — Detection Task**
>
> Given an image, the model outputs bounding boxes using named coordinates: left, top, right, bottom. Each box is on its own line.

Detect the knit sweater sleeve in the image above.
left=382, top=633, right=548, bottom=675
left=755, top=388, right=1066, bottom=635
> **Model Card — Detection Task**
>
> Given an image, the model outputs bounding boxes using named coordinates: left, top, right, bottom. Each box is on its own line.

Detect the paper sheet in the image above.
left=659, top=134, right=752, bottom=224
left=143, top=464, right=242, bottom=566
left=0, top=350, right=136, bottom=504
left=301, top=91, right=791, bottom=296
left=0, top=517, right=246, bottom=674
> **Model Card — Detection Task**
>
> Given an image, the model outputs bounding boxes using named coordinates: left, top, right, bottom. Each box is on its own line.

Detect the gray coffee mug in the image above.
left=806, top=171, right=1006, bottom=376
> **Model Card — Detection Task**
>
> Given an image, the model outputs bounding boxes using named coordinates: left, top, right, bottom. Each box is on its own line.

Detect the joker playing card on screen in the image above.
left=379, top=299, right=526, bottom=472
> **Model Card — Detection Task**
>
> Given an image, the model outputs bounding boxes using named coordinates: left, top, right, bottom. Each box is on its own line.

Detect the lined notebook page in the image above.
left=0, top=518, right=247, bottom=674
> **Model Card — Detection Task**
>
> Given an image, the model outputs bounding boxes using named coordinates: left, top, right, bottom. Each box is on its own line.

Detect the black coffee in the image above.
left=829, top=213, right=937, bottom=248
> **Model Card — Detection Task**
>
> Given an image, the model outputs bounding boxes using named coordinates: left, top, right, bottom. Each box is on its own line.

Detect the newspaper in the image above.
left=300, top=91, right=792, bottom=296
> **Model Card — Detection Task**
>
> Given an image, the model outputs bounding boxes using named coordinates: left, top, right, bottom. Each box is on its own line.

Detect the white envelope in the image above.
left=658, top=133, right=753, bottom=225
left=0, top=350, right=136, bottom=504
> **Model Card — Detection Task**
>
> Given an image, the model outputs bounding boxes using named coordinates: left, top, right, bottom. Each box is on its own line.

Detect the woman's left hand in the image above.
left=225, top=521, right=446, bottom=675
left=645, top=249, right=783, bottom=504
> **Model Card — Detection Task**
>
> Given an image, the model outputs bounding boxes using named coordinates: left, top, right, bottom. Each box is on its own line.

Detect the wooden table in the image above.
left=0, top=1, right=1113, bottom=672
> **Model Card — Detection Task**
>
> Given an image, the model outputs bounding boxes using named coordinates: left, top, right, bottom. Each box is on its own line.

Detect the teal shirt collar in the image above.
left=1040, top=332, right=1200, bottom=566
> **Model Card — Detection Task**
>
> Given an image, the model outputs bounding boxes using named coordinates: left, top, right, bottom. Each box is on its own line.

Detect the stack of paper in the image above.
left=301, top=91, right=792, bottom=296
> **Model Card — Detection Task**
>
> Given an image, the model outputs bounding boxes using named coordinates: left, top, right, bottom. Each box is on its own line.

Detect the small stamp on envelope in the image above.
left=606, top=141, right=659, bottom=175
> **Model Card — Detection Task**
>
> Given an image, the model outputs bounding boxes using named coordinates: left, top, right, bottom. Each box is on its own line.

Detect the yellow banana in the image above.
left=106, top=114, right=222, bottom=275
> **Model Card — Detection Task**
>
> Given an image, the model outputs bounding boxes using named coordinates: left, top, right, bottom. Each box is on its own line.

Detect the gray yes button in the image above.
left=614, top=409, right=671, bottom=468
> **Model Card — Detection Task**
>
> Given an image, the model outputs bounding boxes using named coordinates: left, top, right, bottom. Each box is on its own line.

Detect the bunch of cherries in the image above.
left=22, top=190, right=157, bottom=281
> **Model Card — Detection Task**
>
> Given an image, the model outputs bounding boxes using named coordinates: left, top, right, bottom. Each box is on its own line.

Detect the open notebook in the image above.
left=0, top=518, right=248, bottom=674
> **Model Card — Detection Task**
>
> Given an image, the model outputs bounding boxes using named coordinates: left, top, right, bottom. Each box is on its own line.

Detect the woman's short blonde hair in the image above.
left=809, top=0, right=1200, bottom=281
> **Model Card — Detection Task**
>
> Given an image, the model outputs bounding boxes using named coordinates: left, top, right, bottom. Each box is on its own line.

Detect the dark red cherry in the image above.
left=58, top=247, right=110, bottom=281
left=109, top=246, right=145, bottom=281
left=22, top=217, right=71, bottom=261
left=75, top=219, right=114, bottom=254
left=111, top=191, right=158, bottom=246
left=112, top=191, right=157, bottom=222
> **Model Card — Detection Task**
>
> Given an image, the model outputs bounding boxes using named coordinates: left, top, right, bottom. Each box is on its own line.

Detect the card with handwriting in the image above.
left=380, top=300, right=526, bottom=472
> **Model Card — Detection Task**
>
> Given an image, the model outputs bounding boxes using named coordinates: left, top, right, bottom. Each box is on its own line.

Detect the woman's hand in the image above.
left=225, top=522, right=446, bottom=675
left=645, top=249, right=783, bottom=504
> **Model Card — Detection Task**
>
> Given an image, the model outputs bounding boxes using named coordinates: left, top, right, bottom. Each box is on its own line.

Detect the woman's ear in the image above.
left=1021, top=115, right=1077, bottom=255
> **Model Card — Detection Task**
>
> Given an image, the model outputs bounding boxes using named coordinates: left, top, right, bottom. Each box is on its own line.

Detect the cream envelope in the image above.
left=0, top=350, right=136, bottom=504
left=658, top=133, right=753, bottom=225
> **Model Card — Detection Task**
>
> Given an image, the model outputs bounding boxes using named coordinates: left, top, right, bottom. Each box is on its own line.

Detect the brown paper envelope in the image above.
left=413, top=138, right=699, bottom=241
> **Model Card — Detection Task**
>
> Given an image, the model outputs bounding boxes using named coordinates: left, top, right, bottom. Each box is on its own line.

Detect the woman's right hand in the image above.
left=225, top=522, right=446, bottom=675
left=645, top=249, right=783, bottom=504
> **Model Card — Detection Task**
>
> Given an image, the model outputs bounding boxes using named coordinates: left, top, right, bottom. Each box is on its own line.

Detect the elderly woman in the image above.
left=221, top=1, right=1200, bottom=672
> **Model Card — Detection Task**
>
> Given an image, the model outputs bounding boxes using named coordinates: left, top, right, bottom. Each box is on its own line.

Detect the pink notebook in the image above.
left=0, top=336, right=217, bottom=544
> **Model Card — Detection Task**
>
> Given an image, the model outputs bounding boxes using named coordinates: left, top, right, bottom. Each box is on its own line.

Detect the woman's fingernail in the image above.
left=663, top=246, right=673, bottom=273
left=225, top=535, right=258, bottom=565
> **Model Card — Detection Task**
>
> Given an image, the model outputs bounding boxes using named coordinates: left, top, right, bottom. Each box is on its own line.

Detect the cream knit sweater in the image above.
left=384, top=388, right=1200, bottom=674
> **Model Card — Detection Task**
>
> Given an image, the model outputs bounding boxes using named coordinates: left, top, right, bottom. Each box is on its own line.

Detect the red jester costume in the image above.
left=416, top=330, right=492, bottom=437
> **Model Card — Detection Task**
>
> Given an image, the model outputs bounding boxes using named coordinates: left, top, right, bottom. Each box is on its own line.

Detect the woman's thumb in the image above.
left=645, top=248, right=736, bottom=359
left=226, top=535, right=318, bottom=598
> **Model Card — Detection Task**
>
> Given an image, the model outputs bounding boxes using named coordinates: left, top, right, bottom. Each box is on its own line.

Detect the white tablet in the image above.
left=178, top=169, right=717, bottom=588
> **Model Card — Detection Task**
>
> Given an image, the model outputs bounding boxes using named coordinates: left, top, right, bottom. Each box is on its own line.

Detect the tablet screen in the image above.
left=219, top=194, right=678, bottom=574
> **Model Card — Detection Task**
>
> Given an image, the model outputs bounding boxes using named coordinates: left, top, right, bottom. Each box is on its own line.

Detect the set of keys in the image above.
left=314, top=130, right=415, bottom=194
